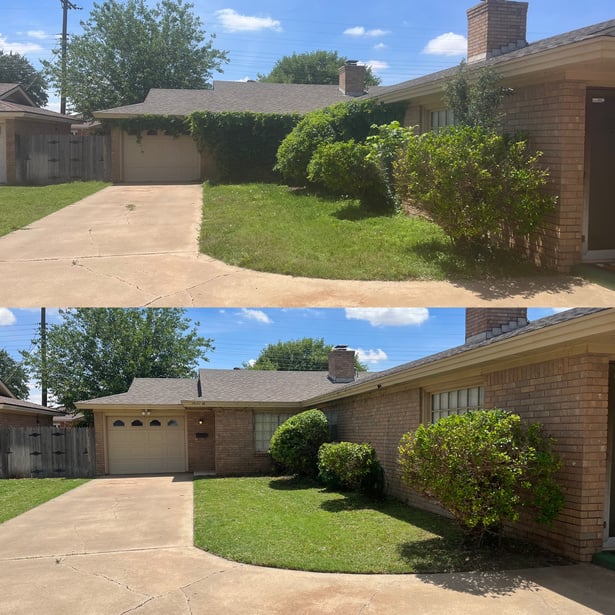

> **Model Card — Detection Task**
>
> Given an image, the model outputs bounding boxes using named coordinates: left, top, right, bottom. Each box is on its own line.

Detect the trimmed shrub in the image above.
left=307, top=140, right=395, bottom=213
left=398, top=409, right=564, bottom=543
left=269, top=409, right=330, bottom=477
left=394, top=125, right=557, bottom=253
left=275, top=100, right=405, bottom=186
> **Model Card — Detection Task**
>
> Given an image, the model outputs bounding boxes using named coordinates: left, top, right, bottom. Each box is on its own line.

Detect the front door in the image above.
left=584, top=89, right=615, bottom=261
left=606, top=363, right=615, bottom=549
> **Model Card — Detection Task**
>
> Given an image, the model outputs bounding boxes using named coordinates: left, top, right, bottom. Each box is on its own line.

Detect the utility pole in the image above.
left=60, top=0, right=80, bottom=115
left=41, top=308, right=47, bottom=407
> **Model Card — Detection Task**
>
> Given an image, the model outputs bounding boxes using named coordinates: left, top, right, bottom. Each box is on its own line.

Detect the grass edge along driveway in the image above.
left=193, top=476, right=566, bottom=574
left=0, top=478, right=89, bottom=523
left=0, top=182, right=109, bottom=238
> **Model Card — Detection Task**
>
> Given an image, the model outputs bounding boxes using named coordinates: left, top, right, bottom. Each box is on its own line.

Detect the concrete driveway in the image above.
left=0, top=184, right=614, bottom=307
left=0, top=475, right=614, bottom=615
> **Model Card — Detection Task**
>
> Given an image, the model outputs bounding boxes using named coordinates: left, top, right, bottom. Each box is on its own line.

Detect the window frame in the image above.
left=428, top=385, right=484, bottom=423
left=254, top=412, right=294, bottom=453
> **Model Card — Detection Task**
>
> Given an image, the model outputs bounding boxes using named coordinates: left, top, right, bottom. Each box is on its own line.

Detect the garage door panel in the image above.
left=122, top=133, right=200, bottom=183
left=107, top=416, right=186, bottom=474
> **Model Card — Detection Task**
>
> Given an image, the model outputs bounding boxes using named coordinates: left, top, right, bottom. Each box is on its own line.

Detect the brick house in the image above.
left=0, top=378, right=61, bottom=427
left=370, top=0, right=615, bottom=272
left=0, top=83, right=74, bottom=184
left=78, top=307, right=615, bottom=562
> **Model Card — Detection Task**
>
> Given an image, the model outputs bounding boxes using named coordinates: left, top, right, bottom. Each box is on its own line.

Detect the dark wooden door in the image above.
left=586, top=89, right=615, bottom=257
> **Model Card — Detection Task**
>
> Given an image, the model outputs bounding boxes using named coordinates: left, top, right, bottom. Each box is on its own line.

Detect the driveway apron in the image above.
left=0, top=184, right=615, bottom=306
left=1, top=474, right=615, bottom=615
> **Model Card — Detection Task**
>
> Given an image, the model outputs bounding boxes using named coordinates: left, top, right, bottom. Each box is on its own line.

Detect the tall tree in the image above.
left=21, top=308, right=213, bottom=412
left=245, top=337, right=367, bottom=372
left=0, top=51, right=48, bottom=107
left=259, top=51, right=381, bottom=86
left=0, top=349, right=30, bottom=400
left=43, top=0, right=228, bottom=118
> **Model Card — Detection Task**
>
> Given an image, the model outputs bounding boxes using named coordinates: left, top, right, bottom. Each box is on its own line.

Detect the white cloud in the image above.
left=246, top=358, right=256, bottom=367
left=355, top=348, right=388, bottom=365
left=0, top=308, right=16, bottom=326
left=366, top=60, right=389, bottom=71
left=26, top=30, right=53, bottom=40
left=238, top=308, right=272, bottom=324
left=344, top=26, right=390, bottom=38
left=216, top=9, right=282, bottom=33
left=422, top=32, right=467, bottom=56
left=373, top=42, right=387, bottom=50
left=0, top=34, right=43, bottom=55
left=345, top=308, right=430, bottom=327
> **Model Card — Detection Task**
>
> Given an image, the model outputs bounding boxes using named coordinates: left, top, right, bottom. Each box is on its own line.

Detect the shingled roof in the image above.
left=79, top=378, right=199, bottom=406
left=94, top=81, right=384, bottom=118
left=0, top=82, right=74, bottom=121
left=370, top=18, right=615, bottom=102
left=0, top=396, right=62, bottom=416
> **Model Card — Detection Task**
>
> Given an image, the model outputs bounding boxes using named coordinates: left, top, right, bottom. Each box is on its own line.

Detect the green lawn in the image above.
left=194, top=476, right=563, bottom=574
left=0, top=478, right=89, bottom=523
left=200, top=183, right=543, bottom=281
left=0, top=182, right=108, bottom=237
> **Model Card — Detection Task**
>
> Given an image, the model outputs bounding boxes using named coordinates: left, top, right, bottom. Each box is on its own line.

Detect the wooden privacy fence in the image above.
left=0, top=426, right=96, bottom=478
left=15, top=134, right=111, bottom=184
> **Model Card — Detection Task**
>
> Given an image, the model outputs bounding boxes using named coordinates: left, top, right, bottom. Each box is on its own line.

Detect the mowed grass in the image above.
left=200, top=183, right=543, bottom=281
left=194, top=476, right=563, bottom=574
left=0, top=478, right=89, bottom=523
left=0, top=181, right=108, bottom=237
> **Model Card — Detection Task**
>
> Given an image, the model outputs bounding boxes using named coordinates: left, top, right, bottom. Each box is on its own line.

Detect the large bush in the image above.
left=307, top=141, right=395, bottom=213
left=269, top=409, right=330, bottom=477
left=394, top=125, right=557, bottom=252
left=398, top=409, right=564, bottom=543
left=275, top=100, right=405, bottom=186
left=318, top=441, right=383, bottom=496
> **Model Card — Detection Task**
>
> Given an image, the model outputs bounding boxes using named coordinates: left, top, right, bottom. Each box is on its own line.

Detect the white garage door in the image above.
left=122, top=131, right=201, bottom=182
left=107, top=416, right=186, bottom=474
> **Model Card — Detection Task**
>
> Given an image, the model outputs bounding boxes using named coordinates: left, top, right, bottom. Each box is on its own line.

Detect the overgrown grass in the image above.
left=0, top=182, right=108, bottom=237
left=0, top=478, right=89, bottom=523
left=200, top=183, right=544, bottom=281
left=194, top=476, right=564, bottom=574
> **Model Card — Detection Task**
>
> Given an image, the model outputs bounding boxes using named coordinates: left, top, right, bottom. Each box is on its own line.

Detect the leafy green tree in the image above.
left=398, top=409, right=564, bottom=544
left=0, top=349, right=30, bottom=400
left=43, top=0, right=228, bottom=118
left=259, top=50, right=380, bottom=86
left=444, top=62, right=512, bottom=130
left=269, top=409, right=330, bottom=477
left=21, top=309, right=213, bottom=413
left=245, top=337, right=367, bottom=372
left=0, top=51, right=48, bottom=107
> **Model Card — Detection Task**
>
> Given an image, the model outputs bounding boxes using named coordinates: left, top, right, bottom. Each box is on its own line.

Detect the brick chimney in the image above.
left=339, top=61, right=367, bottom=97
left=467, top=0, right=528, bottom=63
left=465, top=308, right=528, bottom=344
left=328, top=345, right=356, bottom=383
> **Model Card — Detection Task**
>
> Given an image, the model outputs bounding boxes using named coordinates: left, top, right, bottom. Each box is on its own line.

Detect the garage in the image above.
left=106, top=415, right=186, bottom=474
left=121, top=130, right=201, bottom=183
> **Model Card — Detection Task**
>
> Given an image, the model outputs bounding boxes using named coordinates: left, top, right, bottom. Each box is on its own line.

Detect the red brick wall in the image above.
left=187, top=410, right=215, bottom=472
left=214, top=408, right=273, bottom=475
left=501, top=79, right=587, bottom=271
left=465, top=308, right=528, bottom=342
left=0, top=411, right=53, bottom=428
left=485, top=354, right=610, bottom=561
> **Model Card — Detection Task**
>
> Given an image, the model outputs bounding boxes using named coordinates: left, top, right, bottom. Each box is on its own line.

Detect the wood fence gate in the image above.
left=0, top=426, right=95, bottom=478
left=15, top=134, right=111, bottom=184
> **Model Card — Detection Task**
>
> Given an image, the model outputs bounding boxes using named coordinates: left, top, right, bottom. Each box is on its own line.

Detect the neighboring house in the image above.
left=78, top=307, right=615, bottom=562
left=0, top=83, right=75, bottom=184
left=93, top=62, right=381, bottom=183
left=0, top=378, right=61, bottom=427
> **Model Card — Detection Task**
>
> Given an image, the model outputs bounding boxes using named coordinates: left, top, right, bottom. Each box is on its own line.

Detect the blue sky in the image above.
left=0, top=307, right=565, bottom=404
left=1, top=0, right=613, bottom=110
